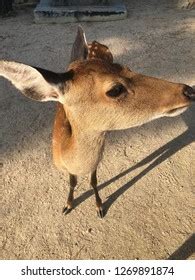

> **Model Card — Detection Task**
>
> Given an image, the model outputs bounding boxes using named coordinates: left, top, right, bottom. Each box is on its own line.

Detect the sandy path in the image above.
left=0, top=0, right=195, bottom=259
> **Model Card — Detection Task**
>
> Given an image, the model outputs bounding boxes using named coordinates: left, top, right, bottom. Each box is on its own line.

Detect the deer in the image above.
left=0, top=27, right=194, bottom=218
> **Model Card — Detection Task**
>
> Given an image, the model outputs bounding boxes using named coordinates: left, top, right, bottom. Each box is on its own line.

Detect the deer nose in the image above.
left=183, top=85, right=195, bottom=101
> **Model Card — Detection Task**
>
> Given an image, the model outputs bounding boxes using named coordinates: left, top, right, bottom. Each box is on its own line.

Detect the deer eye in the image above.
left=106, top=84, right=126, bottom=98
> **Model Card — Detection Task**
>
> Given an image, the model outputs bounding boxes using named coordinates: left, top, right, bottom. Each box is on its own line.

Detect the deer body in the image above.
left=53, top=103, right=105, bottom=175
left=0, top=27, right=194, bottom=217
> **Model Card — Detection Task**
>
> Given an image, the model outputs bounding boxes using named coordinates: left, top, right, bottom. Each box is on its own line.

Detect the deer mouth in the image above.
left=165, top=105, right=189, bottom=117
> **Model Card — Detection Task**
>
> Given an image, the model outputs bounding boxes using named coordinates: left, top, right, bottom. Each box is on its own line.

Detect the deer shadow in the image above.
left=72, top=99, right=194, bottom=260
left=168, top=233, right=195, bottom=260
left=73, top=102, right=195, bottom=215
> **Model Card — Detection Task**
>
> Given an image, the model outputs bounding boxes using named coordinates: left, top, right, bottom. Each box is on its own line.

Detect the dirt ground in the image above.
left=0, top=0, right=195, bottom=260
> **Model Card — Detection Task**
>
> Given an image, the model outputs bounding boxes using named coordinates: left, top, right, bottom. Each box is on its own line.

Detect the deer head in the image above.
left=0, top=27, right=194, bottom=133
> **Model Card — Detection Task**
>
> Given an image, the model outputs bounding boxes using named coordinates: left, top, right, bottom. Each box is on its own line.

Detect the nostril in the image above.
left=183, top=85, right=195, bottom=101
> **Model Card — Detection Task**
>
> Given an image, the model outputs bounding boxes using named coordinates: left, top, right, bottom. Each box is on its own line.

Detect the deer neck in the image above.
left=53, top=104, right=106, bottom=175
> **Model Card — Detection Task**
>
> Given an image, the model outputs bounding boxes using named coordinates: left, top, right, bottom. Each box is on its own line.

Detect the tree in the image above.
left=0, top=0, right=13, bottom=16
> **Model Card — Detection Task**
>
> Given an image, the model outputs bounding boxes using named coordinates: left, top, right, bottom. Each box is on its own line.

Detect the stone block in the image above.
left=34, top=0, right=127, bottom=23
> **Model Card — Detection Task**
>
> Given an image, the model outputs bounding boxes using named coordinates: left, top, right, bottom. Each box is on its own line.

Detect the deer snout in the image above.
left=183, top=85, right=195, bottom=101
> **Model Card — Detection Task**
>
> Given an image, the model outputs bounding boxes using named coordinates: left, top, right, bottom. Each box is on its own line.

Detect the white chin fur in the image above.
left=164, top=106, right=188, bottom=117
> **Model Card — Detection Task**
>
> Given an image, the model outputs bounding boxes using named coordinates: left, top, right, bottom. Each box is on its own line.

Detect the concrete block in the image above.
left=34, top=0, right=127, bottom=23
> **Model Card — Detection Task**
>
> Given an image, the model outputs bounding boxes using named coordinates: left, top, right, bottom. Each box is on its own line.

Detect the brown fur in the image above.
left=0, top=28, right=193, bottom=217
left=52, top=103, right=73, bottom=171
left=51, top=58, right=190, bottom=177
left=88, top=41, right=113, bottom=62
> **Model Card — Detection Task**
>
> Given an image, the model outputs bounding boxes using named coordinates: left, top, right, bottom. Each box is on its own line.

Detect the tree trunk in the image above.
left=0, top=0, right=13, bottom=15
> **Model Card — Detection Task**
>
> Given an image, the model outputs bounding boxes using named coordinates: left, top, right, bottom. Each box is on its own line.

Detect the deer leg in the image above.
left=63, top=174, right=77, bottom=215
left=90, top=170, right=104, bottom=218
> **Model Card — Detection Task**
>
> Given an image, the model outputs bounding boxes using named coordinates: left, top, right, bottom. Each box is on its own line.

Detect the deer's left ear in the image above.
left=0, top=60, right=73, bottom=103
left=70, top=26, right=88, bottom=62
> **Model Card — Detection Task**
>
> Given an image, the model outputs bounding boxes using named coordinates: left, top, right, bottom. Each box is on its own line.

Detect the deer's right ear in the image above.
left=87, top=41, right=113, bottom=63
left=70, top=26, right=88, bottom=62
left=0, top=60, right=73, bottom=103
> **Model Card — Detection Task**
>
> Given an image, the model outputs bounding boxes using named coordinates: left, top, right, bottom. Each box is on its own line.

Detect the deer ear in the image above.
left=87, top=41, right=113, bottom=63
left=0, top=60, right=73, bottom=103
left=70, top=26, right=88, bottom=62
